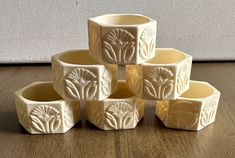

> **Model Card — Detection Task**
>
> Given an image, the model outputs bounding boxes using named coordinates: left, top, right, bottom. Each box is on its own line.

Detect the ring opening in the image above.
left=95, top=14, right=151, bottom=25
left=22, top=83, right=62, bottom=101
left=147, top=49, right=185, bottom=64
left=181, top=82, right=213, bottom=99
left=59, top=50, right=99, bottom=65
left=109, top=81, right=134, bottom=99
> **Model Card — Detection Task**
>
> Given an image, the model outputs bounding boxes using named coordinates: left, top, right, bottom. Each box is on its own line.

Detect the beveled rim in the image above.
left=56, top=50, right=101, bottom=66
left=17, top=82, right=63, bottom=102
left=145, top=48, right=187, bottom=65
left=90, top=14, right=155, bottom=26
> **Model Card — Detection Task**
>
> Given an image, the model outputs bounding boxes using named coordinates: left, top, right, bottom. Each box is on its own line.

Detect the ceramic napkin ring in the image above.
left=15, top=81, right=80, bottom=134
left=155, top=80, right=221, bottom=131
left=126, top=48, right=192, bottom=100
left=88, top=14, right=157, bottom=64
left=85, top=80, right=145, bottom=130
left=51, top=49, right=118, bottom=101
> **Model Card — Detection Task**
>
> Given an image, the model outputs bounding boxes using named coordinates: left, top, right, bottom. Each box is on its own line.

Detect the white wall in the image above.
left=0, top=0, right=235, bottom=63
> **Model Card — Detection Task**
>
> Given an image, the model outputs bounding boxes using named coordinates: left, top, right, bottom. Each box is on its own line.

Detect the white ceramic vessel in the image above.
left=126, top=48, right=192, bottom=100
left=155, top=80, right=221, bottom=131
left=88, top=14, right=157, bottom=65
left=51, top=50, right=118, bottom=101
left=15, top=81, right=80, bottom=134
left=85, top=80, right=145, bottom=130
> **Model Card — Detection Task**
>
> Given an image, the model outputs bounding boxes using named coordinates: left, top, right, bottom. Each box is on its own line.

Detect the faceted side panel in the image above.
left=155, top=100, right=170, bottom=125
left=15, top=97, right=31, bottom=132
left=142, top=65, right=176, bottom=100
left=176, top=57, right=192, bottom=97
left=134, top=98, right=145, bottom=121
left=103, top=100, right=138, bottom=130
left=137, top=22, right=157, bottom=63
left=63, top=66, right=99, bottom=101
left=198, top=94, right=220, bottom=130
left=101, top=27, right=138, bottom=64
left=52, top=57, right=65, bottom=98
left=88, top=20, right=102, bottom=62
left=99, top=65, right=118, bottom=100
left=126, top=65, right=143, bottom=97
left=85, top=101, right=104, bottom=129
left=62, top=101, right=80, bottom=132
left=167, top=100, right=202, bottom=131
left=27, top=103, right=63, bottom=134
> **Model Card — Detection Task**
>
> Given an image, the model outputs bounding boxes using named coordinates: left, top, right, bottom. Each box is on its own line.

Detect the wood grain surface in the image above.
left=0, top=62, right=234, bottom=158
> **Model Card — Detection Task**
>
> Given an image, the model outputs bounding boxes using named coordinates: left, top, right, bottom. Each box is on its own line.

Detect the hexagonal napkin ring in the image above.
left=52, top=49, right=118, bottom=101
left=15, top=81, right=80, bottom=134
left=85, top=80, right=145, bottom=130
left=155, top=80, right=221, bottom=131
left=88, top=14, right=157, bottom=64
left=126, top=48, right=192, bottom=100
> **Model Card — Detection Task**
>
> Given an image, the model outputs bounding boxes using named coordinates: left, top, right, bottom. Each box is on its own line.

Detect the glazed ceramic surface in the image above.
left=15, top=81, right=80, bottom=134
left=51, top=50, right=118, bottom=101
left=126, top=48, right=192, bottom=100
left=155, top=80, right=220, bottom=131
left=88, top=14, right=157, bottom=64
left=85, top=80, right=144, bottom=130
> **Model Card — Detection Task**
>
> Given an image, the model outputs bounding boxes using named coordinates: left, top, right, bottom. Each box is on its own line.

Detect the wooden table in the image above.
left=0, top=62, right=234, bottom=158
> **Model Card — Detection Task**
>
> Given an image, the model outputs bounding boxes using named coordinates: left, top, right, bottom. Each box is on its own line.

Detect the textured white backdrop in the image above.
left=0, top=0, right=235, bottom=63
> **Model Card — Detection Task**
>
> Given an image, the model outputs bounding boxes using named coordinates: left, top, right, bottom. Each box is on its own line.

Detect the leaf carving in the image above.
left=65, top=68, right=98, bottom=100
left=103, top=29, right=135, bottom=64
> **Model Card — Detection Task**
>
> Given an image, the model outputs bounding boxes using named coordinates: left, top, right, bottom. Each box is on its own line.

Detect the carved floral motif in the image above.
left=65, top=68, right=97, bottom=100
left=89, top=22, right=101, bottom=58
left=144, top=67, right=174, bottom=99
left=169, top=101, right=199, bottom=130
left=177, top=60, right=191, bottom=95
left=30, top=105, right=61, bottom=133
left=200, top=98, right=217, bottom=127
left=105, top=102, right=138, bottom=130
left=126, top=65, right=142, bottom=95
left=103, top=29, right=135, bottom=64
left=139, top=26, right=155, bottom=60
left=101, top=69, right=112, bottom=97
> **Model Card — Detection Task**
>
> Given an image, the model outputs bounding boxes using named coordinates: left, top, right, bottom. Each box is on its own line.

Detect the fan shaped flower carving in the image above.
left=65, top=68, right=97, bottom=100
left=101, top=69, right=112, bottom=97
left=63, top=103, right=79, bottom=128
left=105, top=102, right=137, bottom=129
left=200, top=99, right=217, bottom=127
left=144, top=67, right=174, bottom=99
left=156, top=100, right=169, bottom=122
left=30, top=105, right=61, bottom=133
left=139, top=26, right=155, bottom=60
left=177, top=61, right=191, bottom=95
left=103, top=29, right=135, bottom=64
left=126, top=66, right=142, bottom=95
left=169, top=101, right=199, bottom=129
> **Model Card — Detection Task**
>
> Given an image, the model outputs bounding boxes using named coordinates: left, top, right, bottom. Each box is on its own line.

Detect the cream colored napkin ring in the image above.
left=15, top=81, right=80, bottom=134
left=86, top=80, right=145, bottom=130
left=51, top=49, right=118, bottom=101
left=155, top=80, right=220, bottom=131
left=88, top=14, right=157, bottom=64
left=126, top=48, right=192, bottom=100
